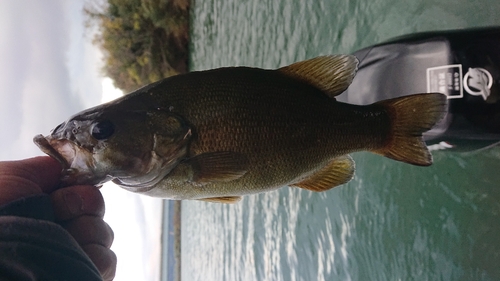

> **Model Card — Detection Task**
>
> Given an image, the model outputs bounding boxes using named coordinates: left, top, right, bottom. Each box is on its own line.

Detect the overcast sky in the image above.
left=0, top=1, right=162, bottom=280
left=0, top=0, right=103, bottom=160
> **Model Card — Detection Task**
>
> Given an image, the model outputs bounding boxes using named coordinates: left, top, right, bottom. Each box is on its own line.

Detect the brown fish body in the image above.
left=34, top=55, right=447, bottom=203
left=123, top=67, right=386, bottom=199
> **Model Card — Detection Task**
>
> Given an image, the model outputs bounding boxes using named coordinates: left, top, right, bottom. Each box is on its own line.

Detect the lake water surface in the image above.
left=180, top=0, right=500, bottom=280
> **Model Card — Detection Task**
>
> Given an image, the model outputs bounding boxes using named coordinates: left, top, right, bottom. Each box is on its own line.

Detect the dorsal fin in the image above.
left=278, top=55, right=359, bottom=98
left=291, top=155, right=355, bottom=192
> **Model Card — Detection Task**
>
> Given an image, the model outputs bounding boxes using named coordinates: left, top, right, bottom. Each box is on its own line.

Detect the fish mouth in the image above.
left=33, top=134, right=71, bottom=168
left=33, top=134, right=97, bottom=186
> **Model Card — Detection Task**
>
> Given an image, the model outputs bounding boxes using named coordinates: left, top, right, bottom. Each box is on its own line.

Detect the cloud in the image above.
left=0, top=0, right=103, bottom=160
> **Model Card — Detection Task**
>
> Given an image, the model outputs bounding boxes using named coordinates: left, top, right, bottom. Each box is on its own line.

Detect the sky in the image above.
left=0, top=0, right=103, bottom=160
left=0, top=1, right=162, bottom=280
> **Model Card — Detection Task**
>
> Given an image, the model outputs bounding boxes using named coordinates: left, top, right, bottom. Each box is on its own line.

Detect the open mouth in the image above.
left=33, top=134, right=94, bottom=185
left=33, top=134, right=71, bottom=169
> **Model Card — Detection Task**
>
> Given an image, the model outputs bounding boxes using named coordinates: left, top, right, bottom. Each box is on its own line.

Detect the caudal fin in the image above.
left=374, top=93, right=447, bottom=166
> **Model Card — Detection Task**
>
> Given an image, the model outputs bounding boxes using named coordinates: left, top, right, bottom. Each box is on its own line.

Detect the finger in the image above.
left=82, top=244, right=117, bottom=281
left=51, top=185, right=105, bottom=221
left=63, top=216, right=114, bottom=248
left=0, top=156, right=61, bottom=204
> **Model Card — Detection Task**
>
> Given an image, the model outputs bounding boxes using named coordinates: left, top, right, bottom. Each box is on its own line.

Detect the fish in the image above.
left=34, top=55, right=447, bottom=204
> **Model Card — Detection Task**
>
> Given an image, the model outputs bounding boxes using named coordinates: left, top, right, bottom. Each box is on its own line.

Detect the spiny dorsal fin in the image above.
left=188, top=151, right=249, bottom=183
left=291, top=155, right=355, bottom=192
left=198, top=196, right=242, bottom=204
left=278, top=55, right=359, bottom=98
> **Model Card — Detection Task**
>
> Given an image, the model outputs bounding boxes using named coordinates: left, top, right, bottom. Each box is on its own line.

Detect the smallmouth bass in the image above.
left=34, top=55, right=447, bottom=203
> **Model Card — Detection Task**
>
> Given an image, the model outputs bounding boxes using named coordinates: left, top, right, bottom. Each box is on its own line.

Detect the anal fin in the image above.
left=292, top=155, right=355, bottom=192
left=198, top=196, right=242, bottom=204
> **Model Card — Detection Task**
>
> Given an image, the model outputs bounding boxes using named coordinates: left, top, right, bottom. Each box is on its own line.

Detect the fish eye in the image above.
left=91, top=120, right=115, bottom=140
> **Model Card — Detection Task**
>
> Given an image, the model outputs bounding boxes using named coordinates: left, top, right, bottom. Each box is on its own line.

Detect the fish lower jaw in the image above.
left=60, top=168, right=88, bottom=185
left=112, top=178, right=158, bottom=193
left=61, top=167, right=77, bottom=179
left=60, top=168, right=105, bottom=186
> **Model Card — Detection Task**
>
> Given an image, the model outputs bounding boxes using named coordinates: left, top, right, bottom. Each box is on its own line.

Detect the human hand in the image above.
left=0, top=156, right=116, bottom=280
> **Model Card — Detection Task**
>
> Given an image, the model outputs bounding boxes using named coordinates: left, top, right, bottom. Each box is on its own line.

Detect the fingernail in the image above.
left=64, top=190, right=83, bottom=215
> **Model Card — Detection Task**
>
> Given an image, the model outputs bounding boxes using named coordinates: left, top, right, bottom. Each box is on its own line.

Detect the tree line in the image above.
left=86, top=0, right=189, bottom=93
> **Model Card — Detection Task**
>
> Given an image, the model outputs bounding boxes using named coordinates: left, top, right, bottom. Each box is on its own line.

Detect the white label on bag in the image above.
left=427, top=64, right=463, bottom=99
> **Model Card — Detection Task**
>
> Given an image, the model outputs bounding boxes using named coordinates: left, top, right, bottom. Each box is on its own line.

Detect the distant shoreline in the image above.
left=172, top=201, right=181, bottom=281
left=161, top=200, right=182, bottom=281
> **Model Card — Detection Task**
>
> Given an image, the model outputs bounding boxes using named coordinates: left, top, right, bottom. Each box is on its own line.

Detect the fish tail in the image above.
left=374, top=93, right=447, bottom=166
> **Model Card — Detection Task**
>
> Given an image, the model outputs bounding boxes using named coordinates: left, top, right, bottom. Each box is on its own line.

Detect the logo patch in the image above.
left=463, top=67, right=493, bottom=100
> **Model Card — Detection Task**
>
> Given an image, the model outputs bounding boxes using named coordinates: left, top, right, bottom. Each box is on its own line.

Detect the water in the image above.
left=181, top=0, right=500, bottom=280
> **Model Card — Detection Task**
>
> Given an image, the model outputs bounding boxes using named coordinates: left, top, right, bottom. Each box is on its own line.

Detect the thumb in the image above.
left=0, top=156, right=62, bottom=204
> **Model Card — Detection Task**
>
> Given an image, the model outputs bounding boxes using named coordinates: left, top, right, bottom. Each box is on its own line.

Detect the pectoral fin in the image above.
left=198, top=196, right=242, bottom=204
left=292, top=155, right=355, bottom=192
left=188, top=151, right=249, bottom=183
